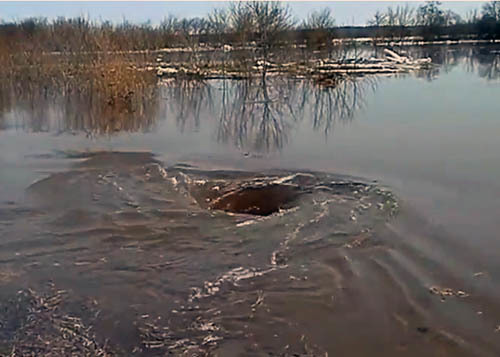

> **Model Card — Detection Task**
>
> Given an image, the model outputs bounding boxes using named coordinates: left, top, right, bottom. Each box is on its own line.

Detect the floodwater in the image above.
left=0, top=45, right=500, bottom=356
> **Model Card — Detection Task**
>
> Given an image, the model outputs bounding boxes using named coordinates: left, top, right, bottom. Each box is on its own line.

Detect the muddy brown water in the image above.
left=1, top=45, right=500, bottom=356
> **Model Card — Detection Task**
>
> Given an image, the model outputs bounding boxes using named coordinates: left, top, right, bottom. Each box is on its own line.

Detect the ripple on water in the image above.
left=0, top=151, right=400, bottom=354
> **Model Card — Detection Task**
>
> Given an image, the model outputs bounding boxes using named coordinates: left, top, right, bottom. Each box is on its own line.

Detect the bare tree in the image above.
left=443, top=10, right=462, bottom=26
left=368, top=11, right=388, bottom=26
left=246, top=1, right=295, bottom=48
left=386, top=7, right=397, bottom=27
left=367, top=10, right=388, bottom=41
left=227, top=2, right=296, bottom=46
left=226, top=2, right=296, bottom=75
left=228, top=2, right=255, bottom=45
left=394, top=4, right=415, bottom=39
left=396, top=4, right=415, bottom=27
left=370, top=4, right=415, bottom=39
left=172, top=17, right=208, bottom=62
left=482, top=1, right=500, bottom=21
left=302, top=8, right=336, bottom=56
left=206, top=8, right=230, bottom=42
left=416, top=1, right=445, bottom=27
left=159, top=15, right=180, bottom=47
left=303, top=8, right=335, bottom=30
left=465, top=9, right=479, bottom=24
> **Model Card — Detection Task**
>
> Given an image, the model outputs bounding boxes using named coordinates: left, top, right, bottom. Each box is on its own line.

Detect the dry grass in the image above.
left=0, top=39, right=159, bottom=134
left=0, top=54, right=158, bottom=136
left=1, top=51, right=155, bottom=99
left=0, top=19, right=158, bottom=118
left=0, top=284, right=115, bottom=356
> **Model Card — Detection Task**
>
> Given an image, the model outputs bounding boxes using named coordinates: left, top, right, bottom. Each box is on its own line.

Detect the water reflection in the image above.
left=0, top=82, right=160, bottom=136
left=163, top=76, right=376, bottom=152
left=1, top=45, right=498, bottom=151
left=215, top=77, right=298, bottom=151
left=407, top=44, right=500, bottom=80
left=474, top=51, right=500, bottom=80
left=161, top=79, right=214, bottom=133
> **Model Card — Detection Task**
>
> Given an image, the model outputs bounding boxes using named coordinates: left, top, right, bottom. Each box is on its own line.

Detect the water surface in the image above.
left=1, top=45, right=500, bottom=356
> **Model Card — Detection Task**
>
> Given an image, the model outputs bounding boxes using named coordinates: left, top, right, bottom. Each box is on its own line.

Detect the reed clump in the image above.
left=1, top=52, right=155, bottom=104
left=0, top=16, right=158, bottom=117
left=0, top=42, right=159, bottom=135
left=0, top=40, right=158, bottom=134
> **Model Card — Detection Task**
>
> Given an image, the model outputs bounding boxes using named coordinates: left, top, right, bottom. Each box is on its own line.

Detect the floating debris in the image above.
left=429, top=286, right=469, bottom=300
left=155, top=48, right=433, bottom=82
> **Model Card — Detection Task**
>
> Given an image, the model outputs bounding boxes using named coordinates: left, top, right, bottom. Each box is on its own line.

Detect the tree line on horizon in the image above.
left=0, top=1, right=499, bottom=53
left=366, top=1, right=500, bottom=40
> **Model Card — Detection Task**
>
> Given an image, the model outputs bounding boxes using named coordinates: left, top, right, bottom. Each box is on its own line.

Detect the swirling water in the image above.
left=0, top=45, right=500, bottom=356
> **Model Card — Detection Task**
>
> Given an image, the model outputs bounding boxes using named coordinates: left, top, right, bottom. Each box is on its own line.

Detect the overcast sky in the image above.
left=0, top=1, right=488, bottom=26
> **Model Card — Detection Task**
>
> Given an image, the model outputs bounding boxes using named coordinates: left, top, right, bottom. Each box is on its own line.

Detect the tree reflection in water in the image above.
left=1, top=46, right=497, bottom=148
left=408, top=45, right=500, bottom=81
left=161, top=79, right=215, bottom=133
left=164, top=75, right=377, bottom=153
left=216, top=76, right=297, bottom=152
left=475, top=52, right=500, bottom=80
left=0, top=82, right=160, bottom=136
left=456, top=47, right=500, bottom=80
left=0, top=73, right=377, bottom=151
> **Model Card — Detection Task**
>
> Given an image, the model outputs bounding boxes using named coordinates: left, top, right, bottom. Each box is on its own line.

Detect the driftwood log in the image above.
left=155, top=48, right=433, bottom=80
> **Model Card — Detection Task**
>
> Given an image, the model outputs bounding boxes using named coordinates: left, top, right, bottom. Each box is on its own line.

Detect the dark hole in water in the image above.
left=209, top=184, right=300, bottom=216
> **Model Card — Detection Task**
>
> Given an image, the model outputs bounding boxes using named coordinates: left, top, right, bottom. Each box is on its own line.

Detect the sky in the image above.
left=0, top=1, right=489, bottom=26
